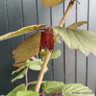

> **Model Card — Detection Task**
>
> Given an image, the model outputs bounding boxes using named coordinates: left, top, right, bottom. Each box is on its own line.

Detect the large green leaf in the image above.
left=42, top=0, right=65, bottom=7
left=67, top=21, right=88, bottom=29
left=16, top=90, right=39, bottom=96
left=12, top=69, right=26, bottom=82
left=62, top=83, right=94, bottom=96
left=42, top=81, right=65, bottom=93
left=0, top=24, right=45, bottom=41
left=13, top=33, right=41, bottom=63
left=53, top=26, right=96, bottom=56
left=7, top=84, right=25, bottom=96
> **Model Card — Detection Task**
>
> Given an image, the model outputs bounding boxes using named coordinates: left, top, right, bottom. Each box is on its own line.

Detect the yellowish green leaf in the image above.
left=26, top=60, right=48, bottom=72
left=11, top=70, right=26, bottom=82
left=12, top=65, right=25, bottom=75
left=67, top=21, right=88, bottom=29
left=0, top=24, right=45, bottom=41
left=50, top=49, right=62, bottom=60
left=13, top=33, right=41, bottom=63
left=40, top=49, right=48, bottom=57
left=42, top=0, right=65, bottom=7
left=56, top=37, right=61, bottom=44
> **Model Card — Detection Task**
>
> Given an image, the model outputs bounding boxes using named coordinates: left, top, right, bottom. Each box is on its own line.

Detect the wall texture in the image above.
left=0, top=0, right=96, bottom=95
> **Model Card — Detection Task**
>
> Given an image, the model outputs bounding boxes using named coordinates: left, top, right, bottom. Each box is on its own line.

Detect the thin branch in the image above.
left=25, top=66, right=29, bottom=90
left=35, top=51, right=52, bottom=93
left=59, top=0, right=75, bottom=27
left=35, top=0, right=75, bottom=93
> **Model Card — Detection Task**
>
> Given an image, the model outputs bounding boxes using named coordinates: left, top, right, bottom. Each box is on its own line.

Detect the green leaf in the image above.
left=29, top=86, right=35, bottom=91
left=42, top=0, right=65, bottom=7
left=26, top=60, right=48, bottom=72
left=56, top=37, right=61, bottom=44
left=27, top=61, right=41, bottom=71
left=0, top=24, right=45, bottom=41
left=53, top=26, right=96, bottom=56
left=50, top=49, right=62, bottom=60
left=16, top=90, right=39, bottom=96
left=67, top=21, right=88, bottom=29
left=11, top=69, right=26, bottom=82
left=13, top=33, right=41, bottom=63
left=62, top=83, right=94, bottom=96
left=42, top=81, right=65, bottom=93
left=7, top=84, right=25, bottom=96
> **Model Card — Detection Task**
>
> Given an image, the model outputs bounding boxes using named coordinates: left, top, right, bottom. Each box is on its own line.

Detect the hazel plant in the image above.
left=0, top=0, right=95, bottom=96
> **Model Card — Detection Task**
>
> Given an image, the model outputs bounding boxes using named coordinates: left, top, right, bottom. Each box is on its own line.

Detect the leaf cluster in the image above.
left=7, top=81, right=94, bottom=96
left=11, top=49, right=62, bottom=82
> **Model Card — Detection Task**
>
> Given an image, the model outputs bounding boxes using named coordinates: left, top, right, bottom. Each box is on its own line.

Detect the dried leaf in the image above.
left=42, top=0, right=65, bottom=7
left=0, top=24, right=45, bottom=41
left=13, top=33, right=41, bottom=63
left=13, top=62, right=26, bottom=68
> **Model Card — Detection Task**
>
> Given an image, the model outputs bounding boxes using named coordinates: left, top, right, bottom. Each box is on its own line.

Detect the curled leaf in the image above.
left=0, top=24, right=45, bottom=41
left=67, top=21, right=88, bottom=29
left=13, top=62, right=26, bottom=68
left=11, top=70, right=26, bottom=82
left=12, top=65, right=25, bottom=75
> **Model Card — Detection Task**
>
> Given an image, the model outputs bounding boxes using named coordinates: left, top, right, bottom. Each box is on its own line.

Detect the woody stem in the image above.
left=25, top=66, right=29, bottom=90
left=35, top=51, right=51, bottom=93
left=35, top=0, right=75, bottom=93
left=59, top=0, right=75, bottom=27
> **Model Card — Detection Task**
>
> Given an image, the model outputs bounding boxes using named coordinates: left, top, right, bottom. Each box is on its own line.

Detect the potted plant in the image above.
left=0, top=0, right=95, bottom=96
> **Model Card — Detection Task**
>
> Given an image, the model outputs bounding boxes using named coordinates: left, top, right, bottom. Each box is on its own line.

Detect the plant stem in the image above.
left=35, top=51, right=52, bottom=93
left=35, top=0, right=75, bottom=93
left=25, top=66, right=28, bottom=90
left=59, top=0, right=75, bottom=27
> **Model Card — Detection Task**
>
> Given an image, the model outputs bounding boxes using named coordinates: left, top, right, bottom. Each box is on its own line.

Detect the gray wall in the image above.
left=0, top=0, right=96, bottom=95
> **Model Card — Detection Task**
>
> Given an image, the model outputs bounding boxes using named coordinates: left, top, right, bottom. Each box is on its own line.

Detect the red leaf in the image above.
left=40, top=27, right=54, bottom=51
